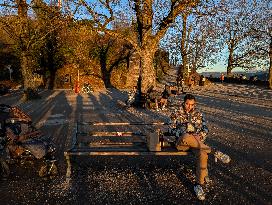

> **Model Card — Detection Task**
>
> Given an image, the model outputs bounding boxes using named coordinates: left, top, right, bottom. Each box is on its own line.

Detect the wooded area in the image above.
left=0, top=0, right=271, bottom=91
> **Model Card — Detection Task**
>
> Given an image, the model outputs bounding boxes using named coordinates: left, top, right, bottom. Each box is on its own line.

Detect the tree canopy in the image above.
left=0, top=0, right=271, bottom=89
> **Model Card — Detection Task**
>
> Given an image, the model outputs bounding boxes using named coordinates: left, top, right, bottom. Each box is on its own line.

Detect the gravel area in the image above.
left=0, top=83, right=271, bottom=204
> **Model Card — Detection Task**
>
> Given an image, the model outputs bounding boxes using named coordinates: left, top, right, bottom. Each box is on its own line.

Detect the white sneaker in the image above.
left=214, top=151, right=231, bottom=163
left=204, top=176, right=212, bottom=184
left=194, top=184, right=205, bottom=200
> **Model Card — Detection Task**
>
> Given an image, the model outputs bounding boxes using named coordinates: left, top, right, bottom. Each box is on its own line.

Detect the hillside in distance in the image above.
left=200, top=71, right=268, bottom=81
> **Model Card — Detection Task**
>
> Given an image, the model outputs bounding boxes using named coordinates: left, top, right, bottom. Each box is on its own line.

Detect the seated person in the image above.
left=159, top=85, right=171, bottom=110
left=126, top=86, right=139, bottom=107
left=146, top=86, right=160, bottom=110
left=168, top=94, right=230, bottom=200
left=170, top=86, right=178, bottom=96
left=176, top=76, right=185, bottom=93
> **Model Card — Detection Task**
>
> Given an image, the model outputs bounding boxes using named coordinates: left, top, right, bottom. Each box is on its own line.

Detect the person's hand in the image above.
left=193, top=134, right=202, bottom=141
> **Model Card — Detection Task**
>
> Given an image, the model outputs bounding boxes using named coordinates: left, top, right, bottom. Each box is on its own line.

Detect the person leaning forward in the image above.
left=168, top=94, right=211, bottom=200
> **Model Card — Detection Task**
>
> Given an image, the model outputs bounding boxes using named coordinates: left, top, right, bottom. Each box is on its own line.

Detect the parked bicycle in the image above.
left=81, top=83, right=93, bottom=94
left=0, top=104, right=58, bottom=179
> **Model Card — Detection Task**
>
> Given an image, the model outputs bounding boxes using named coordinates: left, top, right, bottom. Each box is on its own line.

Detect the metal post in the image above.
left=64, top=152, right=71, bottom=178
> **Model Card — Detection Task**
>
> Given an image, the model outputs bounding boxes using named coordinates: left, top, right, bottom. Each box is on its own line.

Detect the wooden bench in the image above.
left=64, top=121, right=189, bottom=178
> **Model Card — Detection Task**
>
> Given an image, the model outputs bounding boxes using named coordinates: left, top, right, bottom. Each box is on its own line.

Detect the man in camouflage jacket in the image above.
left=169, top=94, right=211, bottom=200
left=169, top=96, right=209, bottom=142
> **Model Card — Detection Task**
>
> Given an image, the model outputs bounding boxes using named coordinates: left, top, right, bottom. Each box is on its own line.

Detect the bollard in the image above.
left=74, top=81, right=80, bottom=93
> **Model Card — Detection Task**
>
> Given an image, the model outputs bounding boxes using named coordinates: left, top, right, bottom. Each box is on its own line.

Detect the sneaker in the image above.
left=194, top=184, right=205, bottom=200
left=204, top=176, right=212, bottom=184
left=214, top=151, right=231, bottom=163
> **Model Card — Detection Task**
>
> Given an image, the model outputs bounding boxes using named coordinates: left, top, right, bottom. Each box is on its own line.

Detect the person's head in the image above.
left=183, top=94, right=196, bottom=112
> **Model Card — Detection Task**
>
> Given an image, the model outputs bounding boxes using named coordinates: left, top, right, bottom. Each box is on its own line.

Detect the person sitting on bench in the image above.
left=146, top=86, right=160, bottom=111
left=168, top=94, right=230, bottom=200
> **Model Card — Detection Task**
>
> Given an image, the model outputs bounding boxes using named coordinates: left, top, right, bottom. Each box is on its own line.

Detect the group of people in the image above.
left=177, top=76, right=195, bottom=90
left=177, top=74, right=207, bottom=91
left=126, top=86, right=230, bottom=200
left=126, top=85, right=174, bottom=111
left=145, top=85, right=172, bottom=110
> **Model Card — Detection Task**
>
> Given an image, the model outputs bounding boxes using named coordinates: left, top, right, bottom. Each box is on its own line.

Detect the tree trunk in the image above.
left=21, top=51, right=36, bottom=89
left=100, top=50, right=113, bottom=88
left=140, top=49, right=156, bottom=93
left=48, top=70, right=56, bottom=89
left=227, top=44, right=234, bottom=77
left=17, top=0, right=35, bottom=89
left=17, top=0, right=27, bottom=18
left=179, top=14, right=189, bottom=79
left=269, top=37, right=272, bottom=89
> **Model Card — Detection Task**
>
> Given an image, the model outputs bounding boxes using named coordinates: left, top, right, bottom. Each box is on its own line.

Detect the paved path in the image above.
left=0, top=85, right=271, bottom=204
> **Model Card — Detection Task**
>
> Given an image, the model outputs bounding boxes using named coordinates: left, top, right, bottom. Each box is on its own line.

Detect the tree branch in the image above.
left=0, top=18, right=20, bottom=41
left=155, top=0, right=199, bottom=41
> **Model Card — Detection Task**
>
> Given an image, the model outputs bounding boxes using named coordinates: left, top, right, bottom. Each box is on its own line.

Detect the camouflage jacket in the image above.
left=169, top=103, right=209, bottom=141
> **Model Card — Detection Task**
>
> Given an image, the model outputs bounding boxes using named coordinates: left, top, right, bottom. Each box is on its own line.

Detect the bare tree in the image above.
left=0, top=0, right=70, bottom=89
left=214, top=0, right=270, bottom=77
left=73, top=0, right=201, bottom=93
left=90, top=34, right=132, bottom=88
left=63, top=21, right=133, bottom=88
left=248, top=0, right=271, bottom=89
left=161, top=2, right=220, bottom=81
